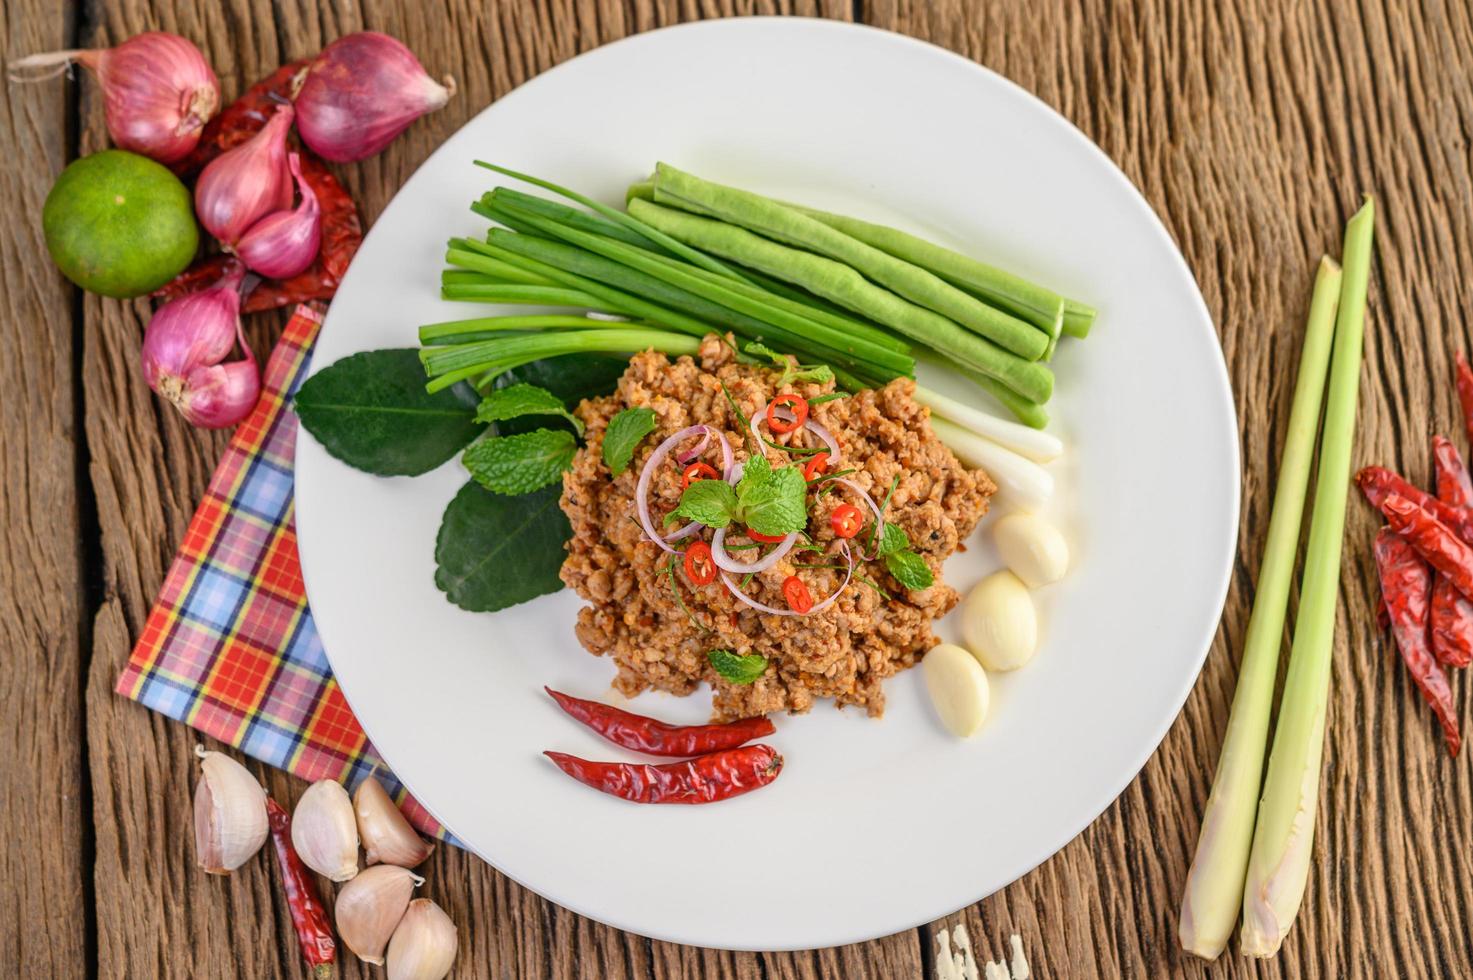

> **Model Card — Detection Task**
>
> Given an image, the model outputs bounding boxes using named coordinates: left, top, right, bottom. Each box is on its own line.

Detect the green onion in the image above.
left=629, top=198, right=1054, bottom=404
left=419, top=315, right=635, bottom=345
left=1177, top=255, right=1342, bottom=960
left=439, top=281, right=611, bottom=308
left=420, top=328, right=702, bottom=392
left=1238, top=198, right=1373, bottom=958
left=650, top=164, right=1048, bottom=360
left=486, top=188, right=661, bottom=251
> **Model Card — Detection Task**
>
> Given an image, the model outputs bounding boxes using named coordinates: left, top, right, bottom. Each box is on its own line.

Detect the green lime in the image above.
left=42, top=149, right=199, bottom=298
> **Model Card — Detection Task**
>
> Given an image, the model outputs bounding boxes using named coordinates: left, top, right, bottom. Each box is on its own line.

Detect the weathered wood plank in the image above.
left=871, top=0, right=1473, bottom=976
left=0, top=0, right=89, bottom=975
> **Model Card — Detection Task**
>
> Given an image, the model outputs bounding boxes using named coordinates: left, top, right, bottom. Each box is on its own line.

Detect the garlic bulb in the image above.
left=387, top=899, right=458, bottom=980
left=193, top=745, right=269, bottom=874
left=336, top=864, right=424, bottom=964
left=355, top=775, right=434, bottom=868
left=291, top=780, right=360, bottom=882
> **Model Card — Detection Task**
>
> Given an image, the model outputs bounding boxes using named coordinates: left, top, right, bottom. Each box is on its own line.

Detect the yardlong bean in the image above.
left=651, top=164, right=1048, bottom=360
left=629, top=198, right=1053, bottom=403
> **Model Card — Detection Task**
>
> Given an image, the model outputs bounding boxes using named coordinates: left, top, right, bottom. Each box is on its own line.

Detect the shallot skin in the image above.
left=294, top=32, right=455, bottom=163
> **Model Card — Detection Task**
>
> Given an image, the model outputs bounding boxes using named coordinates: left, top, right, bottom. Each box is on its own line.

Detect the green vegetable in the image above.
left=876, top=522, right=909, bottom=557
left=439, top=281, right=611, bottom=309
left=475, top=383, right=584, bottom=435
left=1062, top=298, right=1098, bottom=339
left=666, top=557, right=713, bottom=632
left=672, top=479, right=739, bottom=528
left=1178, top=256, right=1341, bottom=960
left=651, top=163, right=1048, bottom=360
left=461, top=428, right=577, bottom=495
left=884, top=549, right=934, bottom=590
left=421, top=315, right=630, bottom=346
left=43, top=149, right=198, bottom=298
left=295, top=349, right=481, bottom=477
left=1239, top=199, right=1373, bottom=958
left=707, top=649, right=769, bottom=685
left=484, top=188, right=660, bottom=251
left=602, top=406, right=656, bottom=476
left=434, top=482, right=570, bottom=612
left=475, top=161, right=756, bottom=284
left=628, top=198, right=1053, bottom=404
left=444, top=247, right=562, bottom=287
left=744, top=342, right=835, bottom=386
left=420, top=326, right=701, bottom=392
left=735, top=456, right=808, bottom=536
left=781, top=201, right=1071, bottom=339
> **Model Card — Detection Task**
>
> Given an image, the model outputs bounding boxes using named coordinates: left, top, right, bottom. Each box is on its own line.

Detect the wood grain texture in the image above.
left=2, top=0, right=1470, bottom=976
left=0, top=0, right=88, bottom=976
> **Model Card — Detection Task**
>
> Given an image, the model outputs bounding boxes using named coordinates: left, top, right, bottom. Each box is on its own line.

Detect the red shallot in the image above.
left=721, top=542, right=855, bottom=617
left=237, top=153, right=321, bottom=279
left=10, top=32, right=219, bottom=163
left=710, top=526, right=799, bottom=574
left=636, top=425, right=731, bottom=552
left=294, top=32, right=455, bottom=163
left=195, top=103, right=294, bottom=245
left=140, top=262, right=260, bottom=429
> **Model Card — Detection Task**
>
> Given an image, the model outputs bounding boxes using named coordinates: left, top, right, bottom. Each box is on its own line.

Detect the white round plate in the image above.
left=295, top=18, right=1238, bottom=951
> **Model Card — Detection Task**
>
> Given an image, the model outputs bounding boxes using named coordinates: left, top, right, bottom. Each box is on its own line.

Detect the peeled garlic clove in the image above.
left=193, top=745, right=269, bottom=874
left=291, top=780, right=360, bottom=882
left=387, top=898, right=458, bottom=980
left=923, top=643, right=991, bottom=737
left=355, top=775, right=434, bottom=869
left=962, top=570, right=1039, bottom=672
left=993, top=512, right=1070, bottom=588
left=336, top=864, right=424, bottom=965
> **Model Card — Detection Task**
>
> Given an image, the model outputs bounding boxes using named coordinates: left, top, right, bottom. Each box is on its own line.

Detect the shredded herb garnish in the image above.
left=807, top=467, right=858, bottom=486
left=739, top=571, right=756, bottom=589
left=864, top=473, right=903, bottom=552
left=720, top=381, right=751, bottom=431
left=855, top=572, right=889, bottom=597
left=666, top=555, right=712, bottom=633
left=808, top=392, right=849, bottom=405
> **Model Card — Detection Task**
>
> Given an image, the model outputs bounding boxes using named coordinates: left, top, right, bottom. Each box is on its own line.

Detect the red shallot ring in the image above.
left=749, top=399, right=841, bottom=464
left=710, top=527, right=800, bottom=575
left=720, top=542, right=855, bottom=617
left=673, top=428, right=710, bottom=466
left=636, top=425, right=717, bottom=553
left=832, top=478, right=886, bottom=560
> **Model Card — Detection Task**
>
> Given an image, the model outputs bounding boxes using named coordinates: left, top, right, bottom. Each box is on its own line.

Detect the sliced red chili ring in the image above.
left=782, top=575, right=814, bottom=614
left=746, top=528, right=788, bottom=544
left=830, top=503, right=863, bottom=539
left=766, top=394, right=809, bottom=434
left=683, top=540, right=716, bottom=585
left=803, top=451, right=831, bottom=482
left=682, top=461, right=720, bottom=488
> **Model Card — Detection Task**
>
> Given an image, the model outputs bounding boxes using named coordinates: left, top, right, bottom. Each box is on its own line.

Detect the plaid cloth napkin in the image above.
left=116, top=305, right=450, bottom=840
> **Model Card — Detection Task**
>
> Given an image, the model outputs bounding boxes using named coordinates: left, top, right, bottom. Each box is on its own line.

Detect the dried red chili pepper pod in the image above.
left=1430, top=436, right=1473, bottom=668
left=1373, top=529, right=1461, bottom=756
left=1358, top=466, right=1473, bottom=544
left=265, top=796, right=338, bottom=978
left=544, top=744, right=783, bottom=804
left=1382, top=493, right=1473, bottom=602
left=545, top=688, right=773, bottom=757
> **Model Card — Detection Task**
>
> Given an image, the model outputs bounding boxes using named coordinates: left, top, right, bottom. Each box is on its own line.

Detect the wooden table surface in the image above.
left=4, top=0, right=1472, bottom=976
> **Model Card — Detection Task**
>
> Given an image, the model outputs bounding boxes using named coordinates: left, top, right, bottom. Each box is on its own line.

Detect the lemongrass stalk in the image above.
left=1176, top=256, right=1342, bottom=959
left=911, top=384, right=1063, bottom=462
left=1239, top=197, right=1374, bottom=957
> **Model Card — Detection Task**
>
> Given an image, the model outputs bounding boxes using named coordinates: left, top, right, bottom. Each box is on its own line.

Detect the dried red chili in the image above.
left=1381, top=493, right=1473, bottom=601
left=1372, top=529, right=1461, bottom=756
left=1357, top=466, right=1473, bottom=543
left=174, top=60, right=310, bottom=177
left=830, top=503, right=863, bottom=539
left=682, top=461, right=719, bottom=489
left=683, top=540, right=717, bottom=586
left=1457, top=352, right=1473, bottom=448
left=264, top=796, right=338, bottom=978
left=766, top=394, right=809, bottom=434
left=544, top=745, right=782, bottom=804
left=781, top=575, right=814, bottom=613
left=1430, top=435, right=1473, bottom=669
left=545, top=688, right=774, bottom=757
left=802, top=451, right=830, bottom=482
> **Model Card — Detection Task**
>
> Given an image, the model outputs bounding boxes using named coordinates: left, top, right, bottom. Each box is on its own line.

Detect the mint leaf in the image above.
left=603, top=407, right=656, bottom=476
left=435, top=481, right=569, bottom=611
left=876, top=522, right=910, bottom=557
left=708, top=649, right=768, bottom=685
left=885, top=549, right=934, bottom=590
left=294, top=349, right=480, bottom=476
left=737, top=462, right=808, bottom=537
left=476, top=383, right=584, bottom=435
left=744, top=341, right=785, bottom=366
left=673, top=479, right=738, bottom=528
left=462, top=429, right=577, bottom=495
left=743, top=341, right=833, bottom=386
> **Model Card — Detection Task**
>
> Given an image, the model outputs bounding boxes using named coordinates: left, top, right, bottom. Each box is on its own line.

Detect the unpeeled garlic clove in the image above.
left=291, top=780, right=360, bottom=882
left=193, top=745, right=269, bottom=874
left=355, top=775, right=434, bottom=869
left=336, top=864, right=424, bottom=964
left=387, top=898, right=458, bottom=980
